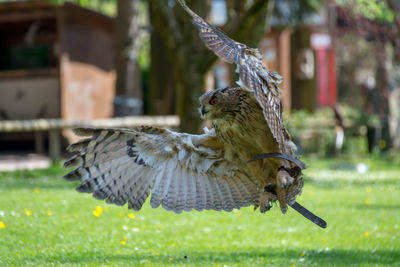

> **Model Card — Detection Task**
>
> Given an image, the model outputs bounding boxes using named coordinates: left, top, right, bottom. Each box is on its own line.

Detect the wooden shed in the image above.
left=0, top=0, right=115, bottom=149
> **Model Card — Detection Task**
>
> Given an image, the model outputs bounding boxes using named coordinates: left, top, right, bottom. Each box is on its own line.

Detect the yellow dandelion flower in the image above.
left=46, top=210, right=52, bottom=216
left=379, top=139, right=386, bottom=149
left=216, top=264, right=220, bottom=267
left=121, top=240, right=126, bottom=245
left=365, top=198, right=371, bottom=205
left=0, top=221, right=6, bottom=229
left=128, top=213, right=135, bottom=219
left=34, top=187, right=40, bottom=194
left=24, top=209, right=32, bottom=216
left=123, top=236, right=128, bottom=241
left=169, top=258, right=174, bottom=262
left=366, top=186, right=372, bottom=193
left=364, top=231, right=370, bottom=237
left=291, top=264, right=296, bottom=267
left=95, top=206, right=103, bottom=213
left=300, top=252, right=305, bottom=257
left=93, top=210, right=102, bottom=217
left=260, top=257, right=264, bottom=262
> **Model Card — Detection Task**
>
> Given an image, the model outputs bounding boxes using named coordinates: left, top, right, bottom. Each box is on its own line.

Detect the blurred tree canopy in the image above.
left=148, top=0, right=275, bottom=133
left=336, top=0, right=395, bottom=23
left=51, top=0, right=117, bottom=15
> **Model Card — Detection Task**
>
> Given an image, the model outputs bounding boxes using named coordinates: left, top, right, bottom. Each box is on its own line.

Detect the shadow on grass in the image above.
left=24, top=248, right=400, bottom=265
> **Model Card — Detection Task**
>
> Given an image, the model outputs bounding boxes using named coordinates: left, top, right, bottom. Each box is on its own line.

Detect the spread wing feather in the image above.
left=179, top=2, right=243, bottom=64
left=64, top=127, right=259, bottom=213
left=179, top=1, right=286, bottom=150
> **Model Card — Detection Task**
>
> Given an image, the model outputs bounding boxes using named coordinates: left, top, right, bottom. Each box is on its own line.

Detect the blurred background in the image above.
left=0, top=1, right=399, bottom=265
left=0, top=0, right=399, bottom=166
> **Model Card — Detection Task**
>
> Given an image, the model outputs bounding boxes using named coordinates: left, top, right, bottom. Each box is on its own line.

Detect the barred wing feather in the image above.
left=64, top=127, right=259, bottom=213
left=179, top=1, right=243, bottom=64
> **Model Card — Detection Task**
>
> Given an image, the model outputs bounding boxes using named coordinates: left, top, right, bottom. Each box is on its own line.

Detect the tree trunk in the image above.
left=291, top=27, right=316, bottom=111
left=148, top=17, right=176, bottom=115
left=114, top=0, right=142, bottom=115
left=374, top=41, right=391, bottom=151
left=387, top=0, right=400, bottom=149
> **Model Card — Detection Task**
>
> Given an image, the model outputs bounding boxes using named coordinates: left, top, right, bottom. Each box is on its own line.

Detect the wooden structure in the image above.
left=0, top=1, right=116, bottom=147
left=0, top=115, right=180, bottom=161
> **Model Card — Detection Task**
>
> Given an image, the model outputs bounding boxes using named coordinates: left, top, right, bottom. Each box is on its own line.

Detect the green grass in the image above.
left=0, top=156, right=399, bottom=266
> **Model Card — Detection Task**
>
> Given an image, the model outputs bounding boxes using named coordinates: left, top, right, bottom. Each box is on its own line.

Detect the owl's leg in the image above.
left=276, top=187, right=288, bottom=213
left=276, top=168, right=299, bottom=213
left=257, top=187, right=276, bottom=213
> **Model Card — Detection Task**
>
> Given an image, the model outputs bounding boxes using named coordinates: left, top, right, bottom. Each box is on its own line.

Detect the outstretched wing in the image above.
left=178, top=1, right=244, bottom=64
left=178, top=1, right=286, bottom=150
left=64, top=127, right=260, bottom=213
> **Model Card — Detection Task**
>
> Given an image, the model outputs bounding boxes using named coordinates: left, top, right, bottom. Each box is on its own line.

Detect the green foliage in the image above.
left=1, top=159, right=400, bottom=266
left=340, top=105, right=380, bottom=128
left=285, top=109, right=337, bottom=156
left=50, top=0, right=117, bottom=16
left=336, top=0, right=395, bottom=23
left=285, top=107, right=379, bottom=156
left=273, top=0, right=324, bottom=25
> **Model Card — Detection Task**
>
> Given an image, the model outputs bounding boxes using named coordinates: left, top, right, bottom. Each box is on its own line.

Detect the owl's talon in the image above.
left=258, top=191, right=275, bottom=213
left=277, top=169, right=294, bottom=189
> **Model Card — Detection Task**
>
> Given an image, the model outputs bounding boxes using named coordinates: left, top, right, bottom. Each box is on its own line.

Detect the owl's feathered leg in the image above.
left=248, top=153, right=304, bottom=213
left=255, top=187, right=276, bottom=213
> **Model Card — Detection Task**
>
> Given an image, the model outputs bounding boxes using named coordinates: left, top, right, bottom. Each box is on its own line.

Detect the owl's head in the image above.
left=198, top=87, right=242, bottom=120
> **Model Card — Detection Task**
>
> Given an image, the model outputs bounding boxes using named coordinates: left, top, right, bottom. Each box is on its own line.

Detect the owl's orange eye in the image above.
left=209, top=98, right=218, bottom=105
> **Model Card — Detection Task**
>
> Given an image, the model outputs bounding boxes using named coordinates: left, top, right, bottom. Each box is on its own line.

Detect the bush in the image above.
left=285, top=106, right=379, bottom=157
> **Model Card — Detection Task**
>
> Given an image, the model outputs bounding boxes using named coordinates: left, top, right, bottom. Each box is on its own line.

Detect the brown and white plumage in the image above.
left=64, top=2, right=307, bottom=216
left=178, top=1, right=286, bottom=151
left=65, top=126, right=265, bottom=213
left=65, top=88, right=304, bottom=214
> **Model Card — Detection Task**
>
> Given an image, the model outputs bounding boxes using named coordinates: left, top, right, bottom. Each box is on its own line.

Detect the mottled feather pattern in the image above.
left=180, top=2, right=287, bottom=150
left=65, top=2, right=307, bottom=216
left=238, top=53, right=286, bottom=150
left=64, top=127, right=260, bottom=213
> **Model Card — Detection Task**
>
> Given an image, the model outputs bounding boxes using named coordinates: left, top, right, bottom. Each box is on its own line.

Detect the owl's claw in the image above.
left=277, top=169, right=294, bottom=189
left=257, top=190, right=276, bottom=213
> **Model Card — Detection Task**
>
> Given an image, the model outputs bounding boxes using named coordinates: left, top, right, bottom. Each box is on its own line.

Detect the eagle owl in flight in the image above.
left=64, top=1, right=326, bottom=228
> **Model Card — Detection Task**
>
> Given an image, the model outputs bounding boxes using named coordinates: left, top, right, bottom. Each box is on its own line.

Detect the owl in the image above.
left=64, top=1, right=327, bottom=228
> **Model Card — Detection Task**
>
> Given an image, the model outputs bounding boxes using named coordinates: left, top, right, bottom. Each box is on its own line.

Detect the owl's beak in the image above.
left=200, top=106, right=208, bottom=116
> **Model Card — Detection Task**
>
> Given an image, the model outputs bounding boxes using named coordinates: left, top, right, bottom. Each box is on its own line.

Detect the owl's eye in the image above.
left=209, top=98, right=218, bottom=105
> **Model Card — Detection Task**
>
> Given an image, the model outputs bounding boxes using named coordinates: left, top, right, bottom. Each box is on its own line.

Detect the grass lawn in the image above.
left=0, top=156, right=399, bottom=266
